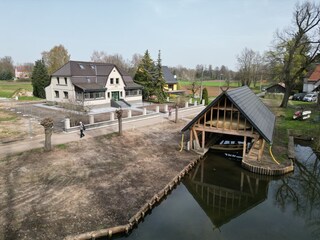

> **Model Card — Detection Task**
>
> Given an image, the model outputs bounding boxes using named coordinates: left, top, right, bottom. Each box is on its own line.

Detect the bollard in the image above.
left=143, top=108, right=147, bottom=115
left=185, top=102, right=189, bottom=108
left=128, top=109, right=132, bottom=118
left=155, top=106, right=159, bottom=113
left=194, top=101, right=197, bottom=106
left=64, top=118, right=70, bottom=130
left=202, top=99, right=205, bottom=105
left=189, top=98, right=192, bottom=104
left=167, top=96, right=170, bottom=102
left=164, top=104, right=168, bottom=113
left=110, top=112, right=115, bottom=121
left=89, top=115, right=94, bottom=124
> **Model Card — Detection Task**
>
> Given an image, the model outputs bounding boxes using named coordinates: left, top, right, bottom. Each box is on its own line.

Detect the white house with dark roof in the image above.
left=45, top=61, right=143, bottom=107
left=303, top=64, right=320, bottom=92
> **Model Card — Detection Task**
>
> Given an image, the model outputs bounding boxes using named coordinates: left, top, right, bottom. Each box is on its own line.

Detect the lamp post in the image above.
left=200, top=67, right=204, bottom=101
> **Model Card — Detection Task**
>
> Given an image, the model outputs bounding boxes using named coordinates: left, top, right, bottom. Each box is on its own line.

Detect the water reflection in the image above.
left=114, top=146, right=320, bottom=240
left=184, top=153, right=271, bottom=230
left=274, top=144, right=320, bottom=239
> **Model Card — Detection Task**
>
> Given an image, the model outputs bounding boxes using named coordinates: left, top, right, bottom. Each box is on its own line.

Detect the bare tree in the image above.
left=237, top=48, right=262, bottom=86
left=269, top=2, right=320, bottom=108
left=90, top=50, right=129, bottom=72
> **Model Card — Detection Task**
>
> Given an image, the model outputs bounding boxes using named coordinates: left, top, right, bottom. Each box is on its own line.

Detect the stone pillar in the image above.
left=164, top=104, right=168, bottom=113
left=64, top=118, right=70, bottom=130
left=185, top=102, right=189, bottom=108
left=89, top=115, right=94, bottom=124
left=128, top=109, right=132, bottom=118
left=143, top=108, right=147, bottom=115
left=167, top=96, right=170, bottom=102
left=189, top=98, right=192, bottom=104
left=194, top=101, right=198, bottom=106
left=155, top=106, right=159, bottom=113
left=110, top=112, right=115, bottom=121
left=202, top=99, right=205, bottom=105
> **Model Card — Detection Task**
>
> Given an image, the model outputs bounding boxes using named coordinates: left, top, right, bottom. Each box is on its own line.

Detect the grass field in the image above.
left=0, top=80, right=33, bottom=98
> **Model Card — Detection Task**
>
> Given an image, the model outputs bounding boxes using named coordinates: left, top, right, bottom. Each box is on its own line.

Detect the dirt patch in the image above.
left=0, top=120, right=198, bottom=240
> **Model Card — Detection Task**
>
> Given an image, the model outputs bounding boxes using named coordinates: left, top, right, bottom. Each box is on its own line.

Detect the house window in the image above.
left=64, top=91, right=68, bottom=99
left=116, top=78, right=119, bottom=84
left=54, top=91, right=59, bottom=98
left=120, top=91, right=122, bottom=97
left=83, top=92, right=106, bottom=100
left=57, top=77, right=60, bottom=85
left=64, top=77, right=67, bottom=85
left=125, top=89, right=142, bottom=96
left=108, top=92, right=110, bottom=98
left=110, top=78, right=114, bottom=84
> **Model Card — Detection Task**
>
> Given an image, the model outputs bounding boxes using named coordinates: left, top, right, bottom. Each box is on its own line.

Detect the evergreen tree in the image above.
left=31, top=59, right=50, bottom=98
left=202, top=88, right=209, bottom=105
left=134, top=50, right=155, bottom=100
left=154, top=50, right=167, bottom=103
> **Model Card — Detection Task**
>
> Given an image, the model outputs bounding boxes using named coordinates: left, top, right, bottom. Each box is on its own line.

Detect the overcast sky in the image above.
left=0, top=0, right=299, bottom=70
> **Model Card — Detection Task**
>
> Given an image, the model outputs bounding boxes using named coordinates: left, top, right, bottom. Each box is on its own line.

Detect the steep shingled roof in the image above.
left=51, top=61, right=142, bottom=90
left=309, top=64, right=320, bottom=82
left=181, top=86, right=276, bottom=144
left=162, top=66, right=177, bottom=84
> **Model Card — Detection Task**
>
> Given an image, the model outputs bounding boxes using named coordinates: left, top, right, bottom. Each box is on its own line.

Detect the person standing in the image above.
left=79, top=121, right=85, bottom=138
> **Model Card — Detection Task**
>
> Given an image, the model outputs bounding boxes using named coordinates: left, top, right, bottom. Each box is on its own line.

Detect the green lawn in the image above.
left=0, top=80, right=33, bottom=98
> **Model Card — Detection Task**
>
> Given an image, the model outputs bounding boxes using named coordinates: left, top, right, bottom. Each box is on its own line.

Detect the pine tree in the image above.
left=31, top=59, right=50, bottom=98
left=202, top=88, right=209, bottom=105
left=154, top=50, right=167, bottom=103
left=134, top=50, right=155, bottom=100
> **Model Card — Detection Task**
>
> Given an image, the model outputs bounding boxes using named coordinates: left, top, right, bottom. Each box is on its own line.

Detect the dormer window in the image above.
left=79, top=64, right=85, bottom=69
left=86, top=77, right=91, bottom=83
left=90, top=65, right=95, bottom=70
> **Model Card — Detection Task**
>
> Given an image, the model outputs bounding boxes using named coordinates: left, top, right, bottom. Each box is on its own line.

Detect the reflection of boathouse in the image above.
left=183, top=156, right=270, bottom=228
left=181, top=86, right=276, bottom=162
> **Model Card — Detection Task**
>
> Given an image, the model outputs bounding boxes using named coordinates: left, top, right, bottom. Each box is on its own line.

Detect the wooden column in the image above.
left=258, top=139, right=265, bottom=161
left=242, top=135, right=247, bottom=160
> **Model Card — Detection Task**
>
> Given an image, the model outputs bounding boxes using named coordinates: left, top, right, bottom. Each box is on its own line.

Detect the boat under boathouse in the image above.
left=181, top=86, right=276, bottom=162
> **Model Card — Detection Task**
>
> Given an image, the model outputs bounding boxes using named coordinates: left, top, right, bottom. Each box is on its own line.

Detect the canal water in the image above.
left=115, top=144, right=320, bottom=240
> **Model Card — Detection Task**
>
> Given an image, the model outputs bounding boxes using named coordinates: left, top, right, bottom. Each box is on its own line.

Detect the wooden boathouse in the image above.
left=181, top=86, right=276, bottom=162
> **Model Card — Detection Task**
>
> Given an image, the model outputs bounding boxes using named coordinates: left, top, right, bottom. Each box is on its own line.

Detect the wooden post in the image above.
left=258, top=139, right=265, bottom=161
left=243, top=135, right=247, bottom=160
left=202, top=130, right=205, bottom=149
left=175, top=105, right=178, bottom=123
left=40, top=118, right=54, bottom=151
left=115, top=109, right=123, bottom=136
left=190, top=128, right=193, bottom=150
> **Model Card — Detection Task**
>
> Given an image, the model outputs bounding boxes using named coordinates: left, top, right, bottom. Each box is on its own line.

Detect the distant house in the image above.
left=45, top=61, right=143, bottom=107
left=162, top=66, right=184, bottom=94
left=265, top=83, right=286, bottom=93
left=303, top=64, right=320, bottom=92
left=15, top=65, right=32, bottom=79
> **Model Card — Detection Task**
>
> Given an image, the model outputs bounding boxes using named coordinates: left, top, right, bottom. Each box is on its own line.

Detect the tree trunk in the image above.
left=118, top=118, right=122, bottom=136
left=175, top=105, right=178, bottom=123
left=280, top=86, right=291, bottom=108
left=44, top=128, right=53, bottom=151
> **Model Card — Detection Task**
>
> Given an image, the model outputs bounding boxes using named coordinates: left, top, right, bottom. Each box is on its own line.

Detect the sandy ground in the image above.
left=0, top=120, right=198, bottom=240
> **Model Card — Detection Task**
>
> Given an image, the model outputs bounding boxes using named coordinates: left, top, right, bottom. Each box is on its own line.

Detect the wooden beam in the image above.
left=210, top=107, right=213, bottom=128
left=192, top=128, right=200, bottom=149
left=258, top=139, right=265, bottom=161
left=243, top=135, right=247, bottom=160
left=223, top=97, right=227, bottom=130
left=194, top=126, right=259, bottom=138
left=230, top=103, right=234, bottom=130
left=202, top=129, right=205, bottom=149
left=190, top=128, right=193, bottom=150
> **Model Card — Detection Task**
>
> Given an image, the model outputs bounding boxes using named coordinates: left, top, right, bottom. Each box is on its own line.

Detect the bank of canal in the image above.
left=113, top=144, right=320, bottom=240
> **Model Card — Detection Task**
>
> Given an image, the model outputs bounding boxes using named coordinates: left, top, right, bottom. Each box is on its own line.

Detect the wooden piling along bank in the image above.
left=64, top=156, right=202, bottom=240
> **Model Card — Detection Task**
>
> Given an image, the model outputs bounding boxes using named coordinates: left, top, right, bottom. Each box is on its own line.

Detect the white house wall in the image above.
left=45, top=77, right=75, bottom=103
left=105, top=67, right=125, bottom=99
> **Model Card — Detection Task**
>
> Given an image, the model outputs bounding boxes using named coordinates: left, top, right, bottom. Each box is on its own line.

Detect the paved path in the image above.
left=0, top=106, right=205, bottom=159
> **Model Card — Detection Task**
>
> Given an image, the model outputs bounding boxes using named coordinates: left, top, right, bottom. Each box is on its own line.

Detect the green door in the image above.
left=111, top=91, right=120, bottom=101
